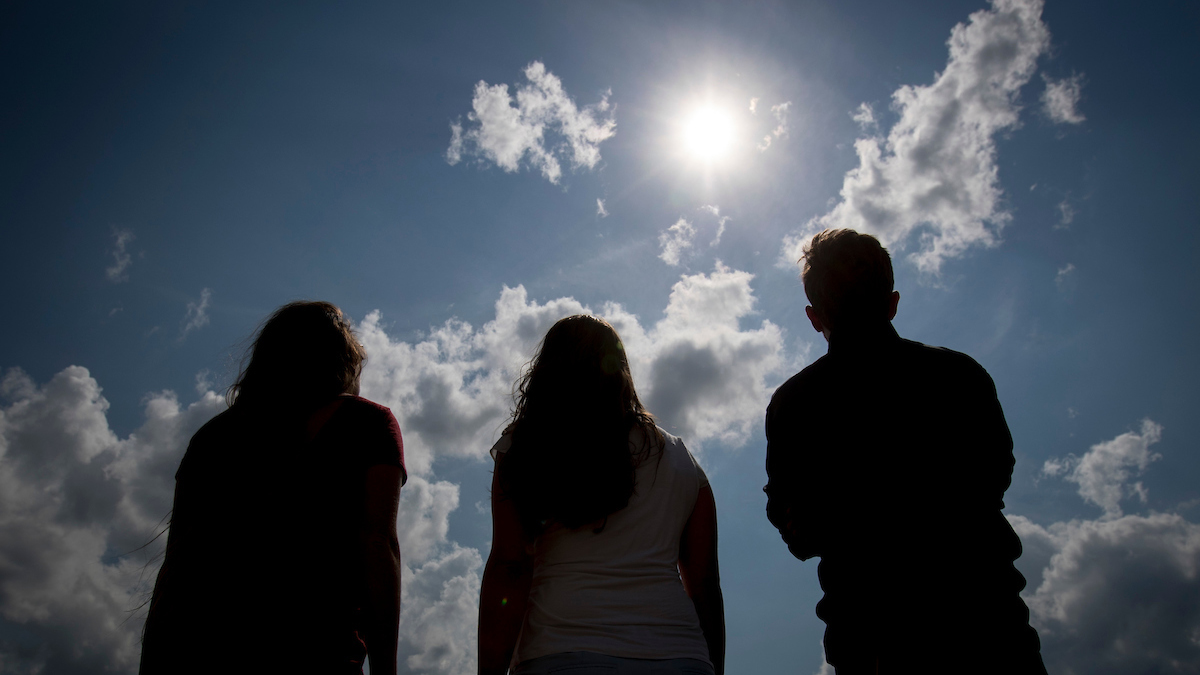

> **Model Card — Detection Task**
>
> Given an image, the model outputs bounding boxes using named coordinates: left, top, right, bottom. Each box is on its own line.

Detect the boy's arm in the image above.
left=763, top=395, right=824, bottom=561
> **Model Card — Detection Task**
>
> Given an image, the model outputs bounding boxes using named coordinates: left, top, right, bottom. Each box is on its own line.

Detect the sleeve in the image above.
left=489, top=431, right=513, bottom=462
left=359, top=404, right=407, bottom=486
left=965, top=360, right=1015, bottom=511
left=763, top=386, right=825, bottom=561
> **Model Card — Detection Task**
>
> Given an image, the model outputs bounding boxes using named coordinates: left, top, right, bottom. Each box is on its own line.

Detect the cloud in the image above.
left=701, top=205, right=730, bottom=247
left=106, top=229, right=135, bottom=283
left=627, top=263, right=789, bottom=448
left=1042, top=419, right=1162, bottom=519
left=596, top=198, right=609, bottom=218
left=1054, top=262, right=1075, bottom=292
left=0, top=266, right=790, bottom=673
left=749, top=98, right=759, bottom=115
left=850, top=103, right=877, bottom=131
left=0, top=364, right=489, bottom=675
left=359, top=265, right=790, bottom=462
left=757, top=101, right=792, bottom=152
left=658, top=218, right=696, bottom=267
left=1011, top=511, right=1200, bottom=674
left=1009, top=420, right=1200, bottom=674
left=1056, top=197, right=1075, bottom=229
left=0, top=366, right=225, bottom=674
left=394, top=477, right=483, bottom=675
left=1041, top=73, right=1085, bottom=124
left=445, top=62, right=616, bottom=185
left=781, top=0, right=1051, bottom=274
left=179, top=288, right=212, bottom=339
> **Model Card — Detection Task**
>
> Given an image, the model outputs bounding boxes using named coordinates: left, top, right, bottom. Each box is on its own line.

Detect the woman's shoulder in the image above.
left=651, top=426, right=709, bottom=488
left=337, top=394, right=395, bottom=418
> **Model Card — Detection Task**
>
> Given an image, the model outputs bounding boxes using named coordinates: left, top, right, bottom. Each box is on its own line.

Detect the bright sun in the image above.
left=681, top=106, right=735, bottom=162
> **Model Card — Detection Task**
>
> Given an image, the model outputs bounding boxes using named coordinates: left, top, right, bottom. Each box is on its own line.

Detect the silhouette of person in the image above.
left=139, top=301, right=406, bottom=675
left=478, top=315, right=725, bottom=675
left=763, top=230, right=1046, bottom=674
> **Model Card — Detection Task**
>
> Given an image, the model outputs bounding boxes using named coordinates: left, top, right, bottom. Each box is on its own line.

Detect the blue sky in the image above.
left=2, top=1, right=1199, bottom=673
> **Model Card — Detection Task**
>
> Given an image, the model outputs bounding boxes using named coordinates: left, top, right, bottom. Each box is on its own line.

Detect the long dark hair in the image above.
left=500, top=315, right=660, bottom=537
left=227, top=301, right=366, bottom=410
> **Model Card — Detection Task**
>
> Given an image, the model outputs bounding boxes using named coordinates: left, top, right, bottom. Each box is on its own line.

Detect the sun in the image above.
left=681, top=106, right=736, bottom=162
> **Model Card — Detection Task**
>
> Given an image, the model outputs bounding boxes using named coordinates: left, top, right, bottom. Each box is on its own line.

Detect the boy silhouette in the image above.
left=764, top=229, right=1046, bottom=674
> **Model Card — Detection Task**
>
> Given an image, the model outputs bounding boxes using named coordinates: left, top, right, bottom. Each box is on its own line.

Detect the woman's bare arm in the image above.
left=478, top=464, right=533, bottom=675
left=362, top=465, right=403, bottom=675
left=679, top=485, right=726, bottom=675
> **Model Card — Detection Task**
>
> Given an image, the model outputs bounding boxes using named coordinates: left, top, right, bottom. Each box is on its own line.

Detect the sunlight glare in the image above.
left=682, top=106, right=735, bottom=162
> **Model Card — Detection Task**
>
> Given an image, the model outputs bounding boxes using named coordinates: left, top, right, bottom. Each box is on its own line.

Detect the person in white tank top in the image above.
left=477, top=315, right=725, bottom=675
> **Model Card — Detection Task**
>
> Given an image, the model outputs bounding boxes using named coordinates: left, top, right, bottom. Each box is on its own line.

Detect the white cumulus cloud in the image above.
left=1010, top=510, right=1200, bottom=674
left=1042, top=419, right=1162, bottom=519
left=1041, top=73, right=1085, bottom=124
left=445, top=62, right=615, bottom=185
left=359, top=265, right=790, bottom=460
left=0, top=266, right=791, bottom=674
left=1008, top=420, right=1200, bottom=674
left=781, top=0, right=1052, bottom=274
left=0, top=366, right=225, bottom=674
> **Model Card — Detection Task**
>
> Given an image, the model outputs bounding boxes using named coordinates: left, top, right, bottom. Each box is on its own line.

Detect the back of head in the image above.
left=228, top=301, right=365, bottom=412
left=502, top=315, right=657, bottom=535
left=801, top=228, right=894, bottom=331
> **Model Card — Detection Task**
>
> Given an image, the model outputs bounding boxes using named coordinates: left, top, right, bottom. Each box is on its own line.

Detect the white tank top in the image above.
left=491, top=426, right=712, bottom=666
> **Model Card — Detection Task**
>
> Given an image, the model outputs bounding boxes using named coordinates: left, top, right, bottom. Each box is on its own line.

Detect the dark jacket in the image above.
left=764, top=324, right=1045, bottom=673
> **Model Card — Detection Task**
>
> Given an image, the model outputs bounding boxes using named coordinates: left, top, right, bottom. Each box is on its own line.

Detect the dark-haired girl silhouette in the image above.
left=479, top=315, right=725, bottom=675
left=140, top=301, right=406, bottom=675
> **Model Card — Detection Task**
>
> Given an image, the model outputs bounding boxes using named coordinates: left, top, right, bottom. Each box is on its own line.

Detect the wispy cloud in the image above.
left=749, top=97, right=759, bottom=115
left=105, top=229, right=135, bottom=283
left=850, top=102, right=877, bottom=132
left=179, top=288, right=212, bottom=339
left=1041, top=73, right=1085, bottom=124
left=1054, top=262, right=1075, bottom=292
left=781, top=0, right=1052, bottom=273
left=445, top=62, right=616, bottom=185
left=596, top=198, right=609, bottom=218
left=658, top=218, right=696, bottom=267
left=702, top=205, right=730, bottom=247
left=757, top=101, right=792, bottom=151
left=1055, top=197, right=1076, bottom=229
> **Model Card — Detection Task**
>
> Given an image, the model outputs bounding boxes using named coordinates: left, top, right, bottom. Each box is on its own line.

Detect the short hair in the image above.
left=801, top=229, right=894, bottom=330
left=228, top=301, right=366, bottom=408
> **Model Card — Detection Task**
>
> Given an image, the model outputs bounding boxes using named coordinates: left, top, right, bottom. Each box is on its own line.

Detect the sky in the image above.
left=1, top=0, right=1198, bottom=673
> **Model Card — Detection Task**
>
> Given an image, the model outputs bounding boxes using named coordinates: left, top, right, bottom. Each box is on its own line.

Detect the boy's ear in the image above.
left=888, top=291, right=900, bottom=320
left=805, top=305, right=826, bottom=334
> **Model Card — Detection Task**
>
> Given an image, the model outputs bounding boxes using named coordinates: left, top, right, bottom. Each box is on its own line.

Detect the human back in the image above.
left=478, top=315, right=725, bottom=675
left=140, top=301, right=406, bottom=675
left=495, top=425, right=711, bottom=665
left=763, top=229, right=1046, bottom=674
